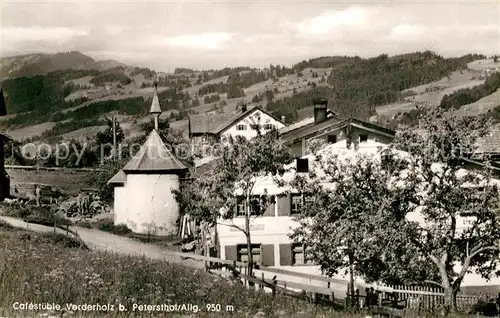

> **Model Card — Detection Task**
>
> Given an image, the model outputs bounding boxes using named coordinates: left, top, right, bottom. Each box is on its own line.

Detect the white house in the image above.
left=216, top=100, right=500, bottom=287
left=108, top=84, right=188, bottom=236
left=188, top=105, right=286, bottom=144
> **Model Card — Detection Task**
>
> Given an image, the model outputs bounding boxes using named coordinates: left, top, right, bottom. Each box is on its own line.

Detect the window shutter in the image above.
left=277, top=194, right=291, bottom=216
left=261, top=244, right=275, bottom=266
left=263, top=195, right=275, bottom=216
left=279, top=244, right=292, bottom=266
left=225, top=245, right=237, bottom=261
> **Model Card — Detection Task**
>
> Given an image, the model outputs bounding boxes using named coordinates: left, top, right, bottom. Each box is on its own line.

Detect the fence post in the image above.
left=272, top=277, right=277, bottom=297
left=261, top=273, right=264, bottom=291
left=330, top=291, right=335, bottom=303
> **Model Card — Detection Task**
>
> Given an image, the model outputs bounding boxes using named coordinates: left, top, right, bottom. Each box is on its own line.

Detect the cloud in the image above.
left=1, top=2, right=499, bottom=70
left=153, top=32, right=235, bottom=50
left=1, top=26, right=88, bottom=43
left=387, top=24, right=428, bottom=42
left=287, top=6, right=383, bottom=38
left=104, top=26, right=127, bottom=36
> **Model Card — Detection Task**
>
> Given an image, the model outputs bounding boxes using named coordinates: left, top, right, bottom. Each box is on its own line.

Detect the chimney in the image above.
left=281, top=115, right=286, bottom=123
left=313, top=98, right=328, bottom=124
left=241, top=104, right=247, bottom=113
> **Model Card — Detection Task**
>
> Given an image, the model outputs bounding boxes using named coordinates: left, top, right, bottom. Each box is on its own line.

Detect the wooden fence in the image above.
left=381, top=284, right=482, bottom=312
left=349, top=283, right=484, bottom=312
left=5, top=165, right=107, bottom=172
left=157, top=251, right=484, bottom=312
left=11, top=217, right=486, bottom=313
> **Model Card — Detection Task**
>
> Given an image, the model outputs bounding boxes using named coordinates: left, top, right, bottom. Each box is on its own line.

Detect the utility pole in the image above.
left=112, top=115, right=116, bottom=161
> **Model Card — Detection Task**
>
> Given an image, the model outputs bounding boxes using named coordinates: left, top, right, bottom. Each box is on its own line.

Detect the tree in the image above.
left=283, top=149, right=437, bottom=308
left=94, top=117, right=125, bottom=159
left=175, top=129, right=293, bottom=276
left=383, top=105, right=500, bottom=315
left=494, top=55, right=498, bottom=63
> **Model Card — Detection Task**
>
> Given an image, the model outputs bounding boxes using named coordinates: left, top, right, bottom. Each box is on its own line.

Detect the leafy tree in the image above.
left=383, top=106, right=500, bottom=315
left=95, top=117, right=125, bottom=156
left=175, top=130, right=293, bottom=275
left=283, top=150, right=437, bottom=308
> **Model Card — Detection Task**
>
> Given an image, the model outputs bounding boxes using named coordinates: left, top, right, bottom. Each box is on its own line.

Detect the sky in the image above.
left=1, top=0, right=500, bottom=72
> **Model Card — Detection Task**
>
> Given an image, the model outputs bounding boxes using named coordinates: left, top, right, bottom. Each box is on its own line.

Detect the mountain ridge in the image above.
left=1, top=51, right=498, bottom=148
left=0, top=51, right=128, bottom=81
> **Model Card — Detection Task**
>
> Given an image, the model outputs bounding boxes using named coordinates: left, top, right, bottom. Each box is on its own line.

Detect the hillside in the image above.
left=1, top=51, right=498, bottom=154
left=374, top=57, right=500, bottom=129
left=0, top=51, right=126, bottom=81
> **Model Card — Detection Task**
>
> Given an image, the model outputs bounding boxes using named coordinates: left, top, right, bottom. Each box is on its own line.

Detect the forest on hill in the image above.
left=0, top=51, right=490, bottom=138
left=266, top=52, right=486, bottom=121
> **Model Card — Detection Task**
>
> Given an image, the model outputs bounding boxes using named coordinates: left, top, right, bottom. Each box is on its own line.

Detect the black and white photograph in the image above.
left=1, top=0, right=500, bottom=317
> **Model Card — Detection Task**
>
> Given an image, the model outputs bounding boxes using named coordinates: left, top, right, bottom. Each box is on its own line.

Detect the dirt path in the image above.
left=0, top=216, right=204, bottom=269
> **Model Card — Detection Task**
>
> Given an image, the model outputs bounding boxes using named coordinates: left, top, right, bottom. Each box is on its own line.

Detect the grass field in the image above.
left=451, top=89, right=500, bottom=117
left=0, top=226, right=345, bottom=317
left=375, top=69, right=485, bottom=119
left=0, top=223, right=488, bottom=318
left=7, top=168, right=95, bottom=196
left=6, top=122, right=57, bottom=141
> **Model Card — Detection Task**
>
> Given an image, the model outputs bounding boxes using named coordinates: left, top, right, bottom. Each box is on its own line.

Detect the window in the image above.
left=360, top=134, right=368, bottom=142
left=235, top=195, right=262, bottom=217
left=296, top=158, right=309, bottom=173
left=236, top=124, right=247, bottom=131
left=236, top=196, right=246, bottom=216
left=291, top=194, right=303, bottom=215
left=250, top=124, right=260, bottom=130
left=291, top=193, right=314, bottom=215
left=327, top=134, right=337, bottom=143
left=238, top=244, right=261, bottom=264
left=264, top=124, right=274, bottom=130
left=292, top=243, right=313, bottom=265
left=249, top=195, right=263, bottom=215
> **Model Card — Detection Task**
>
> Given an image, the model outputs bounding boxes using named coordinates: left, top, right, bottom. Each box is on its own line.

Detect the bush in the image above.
left=39, top=232, right=82, bottom=249
left=97, top=219, right=132, bottom=235
left=0, top=220, right=14, bottom=230
left=471, top=299, right=498, bottom=316
left=76, top=220, right=93, bottom=229
left=0, top=204, right=73, bottom=226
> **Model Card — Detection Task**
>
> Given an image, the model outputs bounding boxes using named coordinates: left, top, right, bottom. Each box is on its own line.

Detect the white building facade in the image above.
left=217, top=102, right=500, bottom=286
left=108, top=85, right=188, bottom=236
left=189, top=105, right=286, bottom=145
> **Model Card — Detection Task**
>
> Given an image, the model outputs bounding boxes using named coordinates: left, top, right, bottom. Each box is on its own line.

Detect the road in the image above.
left=0, top=216, right=205, bottom=269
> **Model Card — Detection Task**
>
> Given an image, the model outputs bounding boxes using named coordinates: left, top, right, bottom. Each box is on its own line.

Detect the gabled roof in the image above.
left=280, top=116, right=395, bottom=144
left=474, top=124, right=500, bottom=154
left=122, top=129, right=187, bottom=173
left=149, top=85, right=162, bottom=114
left=279, top=109, right=338, bottom=135
left=107, top=170, right=126, bottom=185
left=189, top=106, right=286, bottom=136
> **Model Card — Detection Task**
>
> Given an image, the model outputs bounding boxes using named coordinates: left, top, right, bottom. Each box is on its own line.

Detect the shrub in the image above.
left=38, top=232, right=82, bottom=249
left=470, top=299, right=498, bottom=316
left=97, top=219, right=132, bottom=235
left=0, top=220, right=14, bottom=230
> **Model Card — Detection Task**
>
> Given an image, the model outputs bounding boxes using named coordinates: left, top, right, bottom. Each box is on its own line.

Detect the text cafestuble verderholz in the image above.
left=13, top=302, right=200, bottom=312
